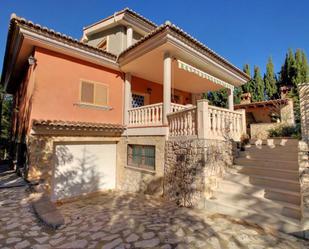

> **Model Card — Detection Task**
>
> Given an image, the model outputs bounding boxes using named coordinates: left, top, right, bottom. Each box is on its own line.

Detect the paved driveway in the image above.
left=0, top=173, right=308, bottom=249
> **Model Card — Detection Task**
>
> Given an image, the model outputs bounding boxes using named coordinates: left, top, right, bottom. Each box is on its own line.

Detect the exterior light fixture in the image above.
left=147, top=87, right=152, bottom=94
left=28, top=55, right=37, bottom=66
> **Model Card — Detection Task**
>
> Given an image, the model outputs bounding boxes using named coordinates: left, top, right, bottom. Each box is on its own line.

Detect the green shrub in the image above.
left=268, top=124, right=301, bottom=139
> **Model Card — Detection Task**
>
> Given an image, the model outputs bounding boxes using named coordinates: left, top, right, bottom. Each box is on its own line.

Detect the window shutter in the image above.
left=95, top=84, right=108, bottom=106
left=81, top=81, right=94, bottom=103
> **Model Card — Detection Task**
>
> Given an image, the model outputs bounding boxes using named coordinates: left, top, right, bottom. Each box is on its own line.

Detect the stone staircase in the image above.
left=204, top=139, right=307, bottom=234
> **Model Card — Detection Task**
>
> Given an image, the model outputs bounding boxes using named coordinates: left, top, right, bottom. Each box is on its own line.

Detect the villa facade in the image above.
left=1, top=9, right=249, bottom=202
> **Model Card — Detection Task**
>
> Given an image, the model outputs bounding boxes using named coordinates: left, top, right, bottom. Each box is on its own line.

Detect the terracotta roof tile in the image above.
left=32, top=119, right=124, bottom=132
left=84, top=8, right=157, bottom=30
left=10, top=14, right=117, bottom=60
left=234, top=99, right=288, bottom=109
left=118, top=23, right=250, bottom=81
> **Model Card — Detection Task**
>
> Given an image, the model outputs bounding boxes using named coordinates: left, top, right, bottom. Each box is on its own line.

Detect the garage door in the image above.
left=52, top=142, right=116, bottom=201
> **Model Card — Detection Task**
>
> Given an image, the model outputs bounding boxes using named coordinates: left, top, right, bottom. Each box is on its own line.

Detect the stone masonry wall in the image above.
left=299, top=83, right=309, bottom=143
left=299, top=83, right=309, bottom=215
left=117, top=136, right=166, bottom=196
left=164, top=138, right=233, bottom=208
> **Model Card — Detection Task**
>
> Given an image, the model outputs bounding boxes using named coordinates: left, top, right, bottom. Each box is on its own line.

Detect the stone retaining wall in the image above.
left=299, top=141, right=309, bottom=213
left=117, top=136, right=166, bottom=196
left=299, top=83, right=309, bottom=216
left=164, top=138, right=233, bottom=207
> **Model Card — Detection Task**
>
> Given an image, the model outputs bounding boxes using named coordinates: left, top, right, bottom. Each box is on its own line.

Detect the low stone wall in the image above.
left=117, top=136, right=166, bottom=196
left=299, top=141, right=309, bottom=213
left=164, top=138, right=233, bottom=208
left=299, top=83, right=309, bottom=143
left=250, top=123, right=281, bottom=139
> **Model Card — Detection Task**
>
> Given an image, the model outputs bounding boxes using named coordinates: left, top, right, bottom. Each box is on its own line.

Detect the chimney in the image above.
left=240, top=93, right=251, bottom=104
left=280, top=86, right=290, bottom=99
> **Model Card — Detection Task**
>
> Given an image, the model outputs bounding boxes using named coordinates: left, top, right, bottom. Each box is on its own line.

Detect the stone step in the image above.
left=234, top=158, right=299, bottom=170
left=249, top=139, right=299, bottom=146
left=239, top=151, right=298, bottom=162
left=234, top=165, right=299, bottom=180
left=209, top=190, right=301, bottom=220
left=218, top=178, right=301, bottom=205
left=245, top=143, right=299, bottom=150
left=203, top=197, right=302, bottom=233
left=224, top=171, right=300, bottom=192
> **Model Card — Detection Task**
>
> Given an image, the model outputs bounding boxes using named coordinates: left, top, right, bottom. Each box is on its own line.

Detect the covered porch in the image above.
left=118, top=23, right=249, bottom=141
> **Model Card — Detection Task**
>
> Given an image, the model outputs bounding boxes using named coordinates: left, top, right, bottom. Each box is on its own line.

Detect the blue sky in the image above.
left=0, top=0, right=308, bottom=76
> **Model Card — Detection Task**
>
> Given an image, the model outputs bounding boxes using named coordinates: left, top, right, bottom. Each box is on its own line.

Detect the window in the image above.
left=80, top=81, right=108, bottom=106
left=132, top=93, right=145, bottom=107
left=127, top=145, right=155, bottom=170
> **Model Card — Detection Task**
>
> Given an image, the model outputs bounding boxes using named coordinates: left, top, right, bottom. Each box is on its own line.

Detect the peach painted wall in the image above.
left=28, top=48, right=123, bottom=127
left=131, top=76, right=192, bottom=105
left=12, top=65, right=35, bottom=140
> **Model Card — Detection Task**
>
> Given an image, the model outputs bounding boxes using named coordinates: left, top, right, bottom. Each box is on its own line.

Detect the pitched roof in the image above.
left=32, top=119, right=124, bottom=132
left=84, top=8, right=157, bottom=31
left=118, top=22, right=250, bottom=81
left=10, top=13, right=117, bottom=59
left=234, top=99, right=288, bottom=109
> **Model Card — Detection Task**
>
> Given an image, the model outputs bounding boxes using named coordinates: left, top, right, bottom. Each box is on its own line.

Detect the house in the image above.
left=1, top=8, right=249, bottom=202
left=234, top=91, right=295, bottom=139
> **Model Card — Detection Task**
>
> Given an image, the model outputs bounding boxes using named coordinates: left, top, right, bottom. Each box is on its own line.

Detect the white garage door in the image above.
left=52, top=142, right=116, bottom=201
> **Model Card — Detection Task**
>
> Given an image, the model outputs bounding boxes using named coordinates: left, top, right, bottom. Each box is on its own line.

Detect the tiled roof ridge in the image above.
left=10, top=13, right=117, bottom=60
left=118, top=21, right=250, bottom=81
left=83, top=7, right=157, bottom=30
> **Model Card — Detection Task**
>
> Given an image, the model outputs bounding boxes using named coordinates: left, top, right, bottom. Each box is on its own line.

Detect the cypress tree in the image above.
left=253, top=66, right=264, bottom=101
left=279, top=49, right=296, bottom=87
left=241, top=64, right=260, bottom=103
left=301, top=50, right=309, bottom=83
left=264, top=57, right=277, bottom=99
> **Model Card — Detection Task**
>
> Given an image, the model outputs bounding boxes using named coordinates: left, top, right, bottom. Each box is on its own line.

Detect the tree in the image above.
left=242, top=64, right=253, bottom=93
left=253, top=66, right=264, bottom=101
left=300, top=50, right=309, bottom=83
left=234, top=86, right=243, bottom=104
left=264, top=57, right=277, bottom=99
left=279, top=48, right=297, bottom=87
left=206, top=89, right=228, bottom=108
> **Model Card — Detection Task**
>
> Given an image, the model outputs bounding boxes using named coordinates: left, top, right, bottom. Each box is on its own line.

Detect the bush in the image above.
left=268, top=124, right=301, bottom=139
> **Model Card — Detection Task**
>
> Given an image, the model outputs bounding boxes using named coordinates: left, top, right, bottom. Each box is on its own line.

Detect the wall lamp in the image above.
left=147, top=87, right=152, bottom=94
left=28, top=55, right=37, bottom=66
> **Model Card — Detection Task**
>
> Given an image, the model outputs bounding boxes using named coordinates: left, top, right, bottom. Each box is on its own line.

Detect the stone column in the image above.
left=197, top=99, right=209, bottom=139
left=124, top=73, right=132, bottom=125
left=126, top=26, right=133, bottom=48
left=163, top=52, right=172, bottom=125
left=228, top=88, right=234, bottom=111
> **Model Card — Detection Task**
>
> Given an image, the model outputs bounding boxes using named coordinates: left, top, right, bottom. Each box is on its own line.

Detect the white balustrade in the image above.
left=128, top=103, right=188, bottom=127
left=167, top=101, right=246, bottom=141
left=167, top=107, right=197, bottom=137
left=171, top=103, right=188, bottom=113
left=207, top=105, right=244, bottom=141
left=129, top=100, right=246, bottom=141
left=128, top=103, right=163, bottom=127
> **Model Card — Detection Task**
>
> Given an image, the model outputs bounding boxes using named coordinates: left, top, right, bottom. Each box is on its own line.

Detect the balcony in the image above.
left=127, top=100, right=246, bottom=141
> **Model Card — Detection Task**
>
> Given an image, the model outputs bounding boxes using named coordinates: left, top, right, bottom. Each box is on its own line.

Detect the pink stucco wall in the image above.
left=28, top=48, right=124, bottom=127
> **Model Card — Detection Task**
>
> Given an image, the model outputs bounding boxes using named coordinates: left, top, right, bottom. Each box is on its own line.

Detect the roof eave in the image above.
left=118, top=25, right=250, bottom=84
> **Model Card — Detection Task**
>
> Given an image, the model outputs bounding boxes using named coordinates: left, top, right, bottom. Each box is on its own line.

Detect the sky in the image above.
left=0, top=0, right=308, bottom=76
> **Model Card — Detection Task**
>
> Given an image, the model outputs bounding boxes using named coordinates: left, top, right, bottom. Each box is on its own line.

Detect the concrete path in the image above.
left=0, top=173, right=308, bottom=248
